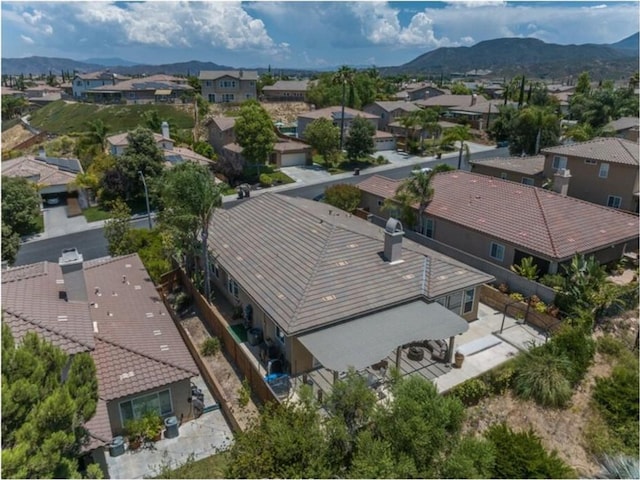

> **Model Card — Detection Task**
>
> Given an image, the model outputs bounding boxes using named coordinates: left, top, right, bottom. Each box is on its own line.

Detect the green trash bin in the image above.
left=164, top=416, right=179, bottom=439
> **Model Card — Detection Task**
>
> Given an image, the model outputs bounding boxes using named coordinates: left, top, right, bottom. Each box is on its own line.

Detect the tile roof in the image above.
left=165, top=146, right=214, bottom=166
left=273, top=140, right=312, bottom=152
left=2, top=156, right=78, bottom=186
left=375, top=130, right=394, bottom=139
left=606, top=116, right=640, bottom=132
left=453, top=100, right=516, bottom=114
left=207, top=194, right=492, bottom=335
left=370, top=101, right=421, bottom=113
left=358, top=172, right=639, bottom=261
left=416, top=95, right=488, bottom=108
left=541, top=137, right=639, bottom=165
left=469, top=155, right=545, bottom=175
left=106, top=132, right=172, bottom=147
left=199, top=70, right=258, bottom=81
left=299, top=106, right=379, bottom=120
left=263, top=80, right=311, bottom=92
left=75, top=71, right=130, bottom=81
left=83, top=399, right=112, bottom=451
left=205, top=116, right=236, bottom=131
left=88, top=77, right=192, bottom=93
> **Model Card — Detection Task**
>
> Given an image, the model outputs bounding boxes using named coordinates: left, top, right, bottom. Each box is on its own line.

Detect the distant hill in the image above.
left=107, top=60, right=234, bottom=76
left=1, top=56, right=105, bottom=75
left=383, top=35, right=639, bottom=79
left=609, top=32, right=639, bottom=54
left=82, top=57, right=142, bottom=67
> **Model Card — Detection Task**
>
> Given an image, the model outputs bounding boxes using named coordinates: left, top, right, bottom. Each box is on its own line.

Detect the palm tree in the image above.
left=398, top=112, right=421, bottom=153
left=517, top=106, right=559, bottom=154
left=86, top=119, right=109, bottom=150
left=417, top=108, right=440, bottom=153
left=442, top=124, right=471, bottom=169
left=332, top=66, right=356, bottom=151
left=394, top=169, right=434, bottom=234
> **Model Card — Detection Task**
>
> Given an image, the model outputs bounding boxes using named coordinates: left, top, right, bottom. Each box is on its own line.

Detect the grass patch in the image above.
left=35, top=213, right=44, bottom=233
left=155, top=451, right=229, bottom=478
left=28, top=100, right=194, bottom=135
left=83, top=206, right=112, bottom=223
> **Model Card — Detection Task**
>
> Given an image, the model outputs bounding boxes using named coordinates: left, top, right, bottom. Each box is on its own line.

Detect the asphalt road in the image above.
left=15, top=147, right=509, bottom=266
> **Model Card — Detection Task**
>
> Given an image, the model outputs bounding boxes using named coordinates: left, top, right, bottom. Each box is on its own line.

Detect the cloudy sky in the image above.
left=2, top=1, right=638, bottom=68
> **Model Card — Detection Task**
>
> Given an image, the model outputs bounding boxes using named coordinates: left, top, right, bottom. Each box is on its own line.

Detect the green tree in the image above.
left=103, top=199, right=132, bottom=256
left=324, top=184, right=362, bottom=213
left=143, top=109, right=162, bottom=132
left=2, top=224, right=20, bottom=265
left=193, top=141, right=216, bottom=160
left=417, top=108, right=441, bottom=152
left=575, top=71, right=591, bottom=96
left=511, top=105, right=560, bottom=155
left=332, top=66, right=356, bottom=150
left=304, top=118, right=340, bottom=168
left=510, top=256, right=539, bottom=280
left=117, top=127, right=166, bottom=201
left=234, top=100, right=276, bottom=168
left=450, top=82, right=472, bottom=95
left=1, top=176, right=41, bottom=236
left=344, top=116, right=374, bottom=161
left=1, top=326, right=100, bottom=479
left=1, top=95, right=28, bottom=120
left=157, top=162, right=222, bottom=301
left=86, top=119, right=109, bottom=150
left=395, top=167, right=434, bottom=233
left=441, top=124, right=471, bottom=169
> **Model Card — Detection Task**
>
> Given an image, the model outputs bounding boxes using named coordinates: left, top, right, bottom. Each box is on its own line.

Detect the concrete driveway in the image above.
left=41, top=205, right=91, bottom=239
left=280, top=164, right=331, bottom=184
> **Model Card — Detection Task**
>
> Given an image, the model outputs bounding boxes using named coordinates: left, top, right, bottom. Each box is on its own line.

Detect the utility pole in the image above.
left=138, top=171, right=152, bottom=229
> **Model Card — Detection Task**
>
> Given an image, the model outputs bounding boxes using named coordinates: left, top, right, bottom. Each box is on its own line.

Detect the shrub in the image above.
left=528, top=294, right=540, bottom=306
left=174, top=291, right=191, bottom=312
left=508, top=292, right=524, bottom=302
left=449, top=378, right=490, bottom=406
left=534, top=301, right=547, bottom=314
left=238, top=379, right=251, bottom=408
left=596, top=335, right=624, bottom=357
left=484, top=423, right=575, bottom=479
left=259, top=173, right=273, bottom=187
left=596, top=454, right=640, bottom=479
left=550, top=326, right=595, bottom=386
left=539, top=273, right=565, bottom=290
left=497, top=282, right=509, bottom=294
left=376, top=155, right=386, bottom=164
left=512, top=344, right=573, bottom=408
left=200, top=337, right=221, bottom=357
left=482, top=362, right=516, bottom=395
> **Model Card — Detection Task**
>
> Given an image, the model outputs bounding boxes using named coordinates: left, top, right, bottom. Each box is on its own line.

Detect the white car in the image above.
left=45, top=197, right=60, bottom=205
left=411, top=166, right=433, bottom=175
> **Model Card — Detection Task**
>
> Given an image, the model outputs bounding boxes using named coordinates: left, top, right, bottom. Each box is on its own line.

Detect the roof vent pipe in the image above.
left=383, top=218, right=404, bottom=264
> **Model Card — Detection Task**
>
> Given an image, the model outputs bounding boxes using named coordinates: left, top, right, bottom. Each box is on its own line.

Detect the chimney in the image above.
left=470, top=94, right=477, bottom=106
left=383, top=218, right=404, bottom=264
left=239, top=69, right=244, bottom=79
left=553, top=168, right=571, bottom=196
left=58, top=248, right=87, bottom=302
left=161, top=121, right=170, bottom=139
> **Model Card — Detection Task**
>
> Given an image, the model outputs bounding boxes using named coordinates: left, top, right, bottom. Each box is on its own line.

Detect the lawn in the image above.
left=155, top=451, right=230, bottom=479
left=35, top=213, right=44, bottom=233
left=83, top=206, right=112, bottom=223
left=313, top=153, right=388, bottom=175
left=28, top=100, right=195, bottom=135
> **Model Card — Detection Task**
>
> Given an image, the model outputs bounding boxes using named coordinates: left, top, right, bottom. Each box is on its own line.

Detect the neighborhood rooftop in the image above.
left=198, top=70, right=258, bottom=81
left=469, top=155, right=545, bottom=175
left=358, top=171, right=639, bottom=261
left=207, top=193, right=492, bottom=335
left=299, top=106, right=379, bottom=120
left=541, top=137, right=639, bottom=165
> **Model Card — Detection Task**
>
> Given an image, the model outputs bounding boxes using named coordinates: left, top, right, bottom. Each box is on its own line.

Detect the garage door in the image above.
left=280, top=152, right=307, bottom=167
left=375, top=138, right=396, bottom=151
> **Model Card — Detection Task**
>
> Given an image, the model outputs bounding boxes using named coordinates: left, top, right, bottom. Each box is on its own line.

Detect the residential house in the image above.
left=2, top=151, right=83, bottom=205
left=24, top=84, right=63, bottom=99
left=363, top=101, right=422, bottom=131
left=205, top=116, right=238, bottom=156
left=262, top=80, right=312, bottom=102
left=445, top=100, right=515, bottom=131
left=605, top=117, right=640, bottom=143
left=1, top=86, right=26, bottom=97
left=72, top=71, right=130, bottom=99
left=541, top=137, right=639, bottom=212
left=357, top=171, right=639, bottom=275
left=2, top=251, right=199, bottom=475
left=206, top=193, right=493, bottom=377
left=199, top=70, right=258, bottom=103
left=415, top=94, right=488, bottom=112
left=85, top=75, right=192, bottom=104
left=393, top=83, right=445, bottom=101
left=469, top=155, right=546, bottom=187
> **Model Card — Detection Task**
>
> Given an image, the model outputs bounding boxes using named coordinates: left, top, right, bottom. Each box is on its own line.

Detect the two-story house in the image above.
left=469, top=155, right=546, bottom=187
left=84, top=75, right=192, bottom=104
left=262, top=80, right=312, bottom=102
left=541, top=137, right=639, bottom=212
left=605, top=117, right=640, bottom=143
left=199, top=70, right=257, bottom=103
left=363, top=101, right=421, bottom=131
left=72, top=71, right=130, bottom=99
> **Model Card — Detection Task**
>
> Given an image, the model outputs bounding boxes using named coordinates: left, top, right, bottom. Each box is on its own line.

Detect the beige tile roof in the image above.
left=416, top=95, right=488, bottom=108
left=75, top=71, right=130, bottom=81
left=273, top=140, right=312, bottom=153
left=541, top=137, right=639, bottom=165
left=2, top=156, right=77, bottom=186
left=223, top=142, right=244, bottom=153
left=370, top=101, right=421, bottom=113
left=375, top=130, right=394, bottom=139
left=469, top=155, right=545, bottom=175
left=453, top=100, right=516, bottom=114
left=106, top=132, right=172, bottom=147
left=606, top=117, right=640, bottom=132
left=199, top=70, right=258, bottom=81
left=166, top=146, right=214, bottom=166
left=358, top=172, right=639, bottom=261
left=207, top=194, right=492, bottom=335
left=83, top=399, right=112, bottom=450
left=88, top=76, right=192, bottom=93
left=205, top=116, right=236, bottom=132
left=263, top=80, right=310, bottom=92
left=299, top=106, right=379, bottom=120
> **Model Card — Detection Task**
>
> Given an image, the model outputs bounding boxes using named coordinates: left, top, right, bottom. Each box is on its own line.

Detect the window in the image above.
left=500, top=172, right=508, bottom=180
left=599, top=163, right=609, bottom=178
left=584, top=159, right=597, bottom=165
left=219, top=80, right=236, bottom=88
left=377, top=200, right=383, bottom=206
left=119, top=390, right=172, bottom=424
left=76, top=80, right=82, bottom=86
left=552, top=155, right=567, bottom=170
left=490, top=242, right=505, bottom=261
left=245, top=93, right=252, bottom=99
left=463, top=288, right=475, bottom=314
left=222, top=93, right=235, bottom=102
left=276, top=326, right=286, bottom=345
left=211, top=263, right=220, bottom=279
left=227, top=277, right=239, bottom=298
left=208, top=94, right=215, bottom=103
left=250, top=81, right=255, bottom=87
left=607, top=195, right=622, bottom=209
left=205, top=81, right=211, bottom=87
left=521, top=177, right=534, bottom=186
left=424, top=218, right=435, bottom=238
left=448, top=291, right=462, bottom=313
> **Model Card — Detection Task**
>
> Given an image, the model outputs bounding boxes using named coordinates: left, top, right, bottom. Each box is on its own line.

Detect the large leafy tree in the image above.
left=1, top=325, right=100, bottom=479
left=157, top=162, right=222, bottom=301
left=332, top=66, right=356, bottom=150
left=1, top=176, right=41, bottom=237
left=234, top=100, right=276, bottom=167
left=2, top=224, right=20, bottom=265
left=1, top=95, right=28, bottom=120
left=324, top=183, right=362, bottom=213
left=344, top=116, right=375, bottom=161
left=511, top=105, right=560, bottom=155
left=103, top=199, right=133, bottom=256
left=304, top=118, right=340, bottom=168
left=394, top=168, right=434, bottom=234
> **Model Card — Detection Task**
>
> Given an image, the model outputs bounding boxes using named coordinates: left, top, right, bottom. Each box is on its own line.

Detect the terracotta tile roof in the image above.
left=263, top=80, right=310, bottom=92
left=358, top=172, right=639, bottom=261
left=453, top=100, right=517, bottom=114
left=416, top=95, right=488, bottom=108
left=199, top=70, right=258, bottom=81
left=165, top=146, right=214, bottom=166
left=2, top=156, right=77, bottom=187
left=541, top=137, right=639, bottom=165
left=469, top=155, right=545, bottom=175
left=299, top=106, right=379, bottom=120
left=75, top=71, right=130, bottom=81
left=83, top=399, right=112, bottom=451
left=207, top=194, right=492, bottom=335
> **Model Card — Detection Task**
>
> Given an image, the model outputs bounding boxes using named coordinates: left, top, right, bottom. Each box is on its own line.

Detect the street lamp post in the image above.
left=138, top=171, right=152, bottom=229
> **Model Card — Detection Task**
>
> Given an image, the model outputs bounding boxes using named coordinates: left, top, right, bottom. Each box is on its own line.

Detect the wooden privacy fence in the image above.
left=160, top=267, right=279, bottom=406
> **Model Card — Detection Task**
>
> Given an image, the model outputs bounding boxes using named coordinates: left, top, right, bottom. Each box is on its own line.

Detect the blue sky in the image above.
left=2, top=1, right=638, bottom=69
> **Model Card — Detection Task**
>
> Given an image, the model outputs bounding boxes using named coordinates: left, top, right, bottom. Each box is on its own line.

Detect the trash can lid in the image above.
left=111, top=436, right=124, bottom=446
left=164, top=416, right=178, bottom=427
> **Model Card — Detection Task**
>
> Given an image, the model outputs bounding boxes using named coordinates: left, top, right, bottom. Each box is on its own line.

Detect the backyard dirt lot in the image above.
left=2, top=124, right=35, bottom=151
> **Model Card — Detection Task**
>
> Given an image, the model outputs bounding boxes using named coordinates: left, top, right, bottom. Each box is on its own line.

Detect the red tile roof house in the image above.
left=205, top=193, right=492, bottom=387
left=357, top=171, right=639, bottom=275
left=1, top=251, right=199, bottom=476
left=540, top=137, right=639, bottom=213
left=469, top=154, right=546, bottom=187
left=363, top=101, right=422, bottom=131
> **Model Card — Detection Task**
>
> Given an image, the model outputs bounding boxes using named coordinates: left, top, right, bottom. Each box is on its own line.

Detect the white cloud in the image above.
left=446, top=0, right=506, bottom=7
left=588, top=4, right=607, bottom=9
left=20, top=34, right=34, bottom=44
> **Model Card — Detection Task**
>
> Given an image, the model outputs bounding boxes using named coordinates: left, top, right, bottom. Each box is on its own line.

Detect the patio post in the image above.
left=395, top=346, right=402, bottom=369
left=333, top=370, right=338, bottom=384
left=447, top=336, right=455, bottom=364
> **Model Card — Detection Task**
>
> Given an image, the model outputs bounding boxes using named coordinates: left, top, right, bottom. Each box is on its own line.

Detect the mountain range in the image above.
left=2, top=33, right=638, bottom=79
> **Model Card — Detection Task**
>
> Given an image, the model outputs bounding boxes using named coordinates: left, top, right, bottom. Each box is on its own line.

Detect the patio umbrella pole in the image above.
left=395, top=346, right=402, bottom=369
